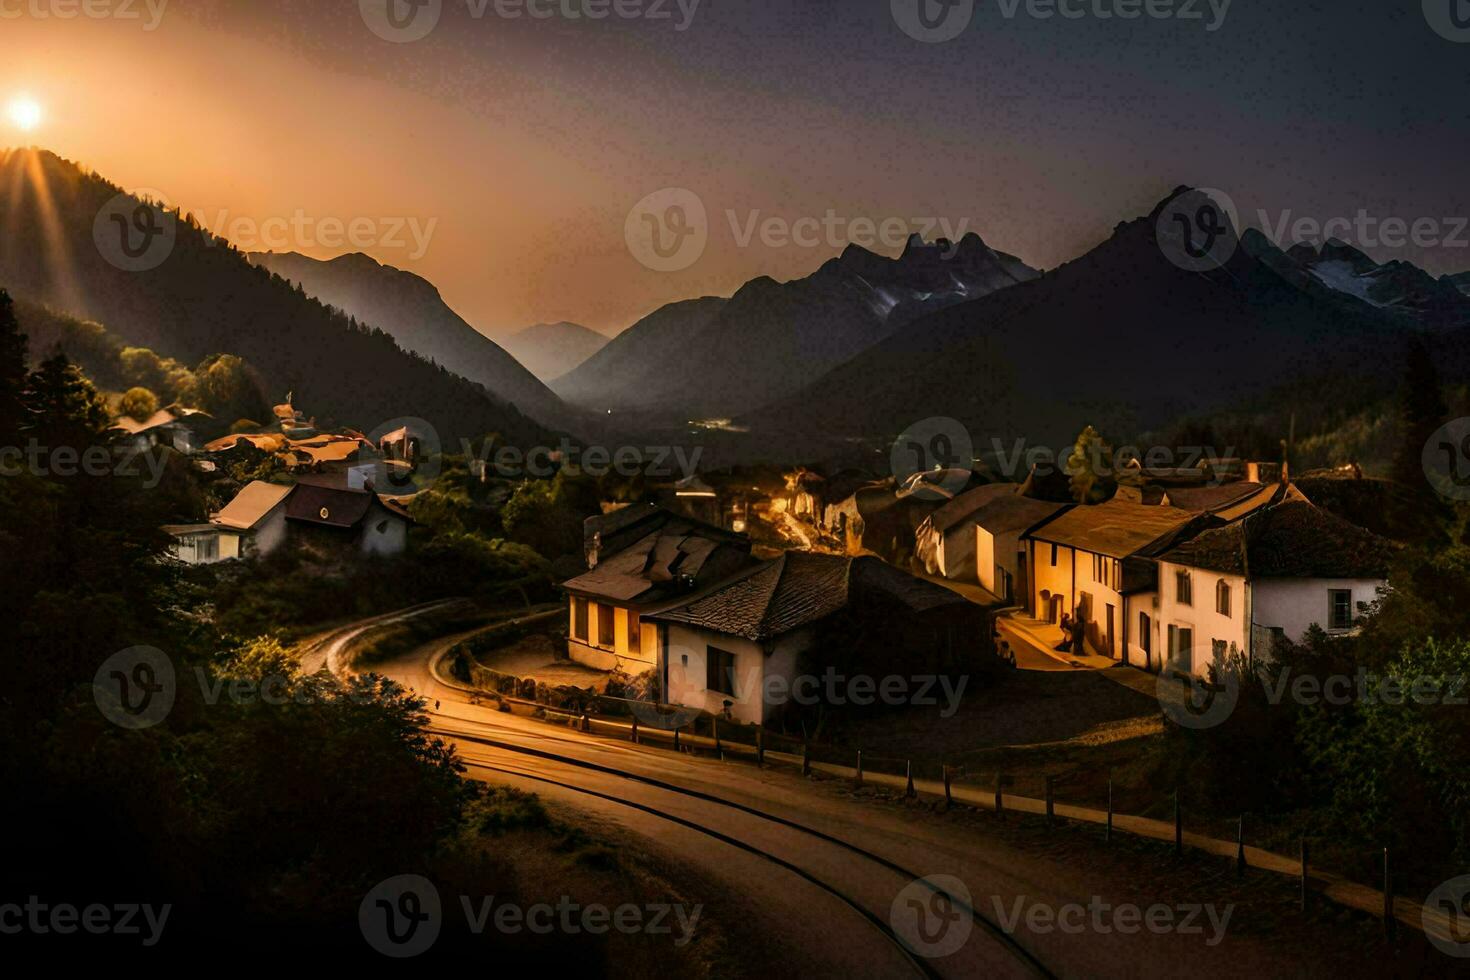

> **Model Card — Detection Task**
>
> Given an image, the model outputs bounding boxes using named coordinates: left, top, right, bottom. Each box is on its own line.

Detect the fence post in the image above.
left=1236, top=815, right=1246, bottom=875
left=1300, top=838, right=1310, bottom=912
left=994, top=772, right=1003, bottom=817
left=802, top=739, right=811, bottom=776
left=1106, top=775, right=1113, bottom=843
left=581, top=711, right=591, bottom=733
left=1045, top=775, right=1055, bottom=826
left=756, top=728, right=765, bottom=766
left=713, top=717, right=721, bottom=758
left=905, top=761, right=917, bottom=799
left=943, top=763, right=953, bottom=807
left=1174, top=790, right=1182, bottom=856
left=854, top=749, right=863, bottom=787
left=674, top=726, right=681, bottom=752
left=631, top=715, right=640, bottom=745
left=1383, top=848, right=1394, bottom=940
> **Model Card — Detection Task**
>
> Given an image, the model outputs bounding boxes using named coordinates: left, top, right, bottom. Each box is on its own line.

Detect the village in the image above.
left=133, top=387, right=1395, bottom=735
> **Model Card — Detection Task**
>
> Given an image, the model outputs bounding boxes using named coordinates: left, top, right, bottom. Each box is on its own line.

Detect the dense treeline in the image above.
left=0, top=150, right=558, bottom=451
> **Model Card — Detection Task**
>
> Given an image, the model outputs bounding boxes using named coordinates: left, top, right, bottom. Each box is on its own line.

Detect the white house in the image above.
left=647, top=552, right=977, bottom=726
left=560, top=507, right=755, bottom=673
left=970, top=494, right=1073, bottom=607
left=914, top=483, right=1018, bottom=582
left=1142, top=489, right=1394, bottom=677
left=1027, top=499, right=1205, bottom=661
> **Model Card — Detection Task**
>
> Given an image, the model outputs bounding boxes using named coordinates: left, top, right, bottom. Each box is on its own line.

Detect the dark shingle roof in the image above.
left=1162, top=498, right=1396, bottom=579
left=649, top=552, right=970, bottom=642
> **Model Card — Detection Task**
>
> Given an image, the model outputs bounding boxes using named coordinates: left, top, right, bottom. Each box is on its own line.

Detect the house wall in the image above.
left=566, top=598, right=660, bottom=674
left=1253, top=578, right=1383, bottom=646
left=1030, top=539, right=1075, bottom=628
left=250, top=506, right=289, bottom=557
left=939, top=523, right=978, bottom=581
left=1151, top=561, right=1250, bottom=678
left=976, top=526, right=998, bottom=595
left=662, top=624, right=810, bottom=726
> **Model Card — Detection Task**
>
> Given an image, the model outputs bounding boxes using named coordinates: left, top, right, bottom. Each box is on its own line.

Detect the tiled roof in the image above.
left=564, top=515, right=754, bottom=604
left=1162, top=497, right=1396, bottom=579
left=650, top=552, right=970, bottom=642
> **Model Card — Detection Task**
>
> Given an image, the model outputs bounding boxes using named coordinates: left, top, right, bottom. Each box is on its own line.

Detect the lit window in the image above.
left=1329, top=590, right=1354, bottom=631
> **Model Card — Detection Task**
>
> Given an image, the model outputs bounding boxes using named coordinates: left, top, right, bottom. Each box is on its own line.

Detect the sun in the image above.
left=6, top=95, right=44, bottom=133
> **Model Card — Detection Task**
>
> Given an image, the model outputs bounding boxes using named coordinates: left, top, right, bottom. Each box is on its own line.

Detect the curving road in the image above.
left=324, top=606, right=1348, bottom=979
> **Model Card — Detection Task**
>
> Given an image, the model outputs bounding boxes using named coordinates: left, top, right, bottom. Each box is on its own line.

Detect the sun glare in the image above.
left=6, top=96, right=44, bottom=133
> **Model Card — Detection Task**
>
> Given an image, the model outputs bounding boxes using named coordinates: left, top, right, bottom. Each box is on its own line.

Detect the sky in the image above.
left=1, top=0, right=1467, bottom=338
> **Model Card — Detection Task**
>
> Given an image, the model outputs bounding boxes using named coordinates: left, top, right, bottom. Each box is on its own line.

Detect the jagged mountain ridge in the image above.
left=553, top=233, right=1039, bottom=418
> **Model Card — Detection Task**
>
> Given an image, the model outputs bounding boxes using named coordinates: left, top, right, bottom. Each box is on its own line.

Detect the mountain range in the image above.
left=248, top=250, right=573, bottom=428
left=501, top=321, right=608, bottom=383
left=552, top=233, right=1039, bottom=418
left=734, top=188, right=1465, bottom=463
left=0, top=150, right=557, bottom=449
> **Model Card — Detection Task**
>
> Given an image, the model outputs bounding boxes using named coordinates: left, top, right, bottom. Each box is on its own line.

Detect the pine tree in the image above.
left=1067, top=425, right=1116, bottom=504
left=1392, top=336, right=1448, bottom=491
left=23, top=351, right=109, bottom=447
left=0, top=290, right=28, bottom=444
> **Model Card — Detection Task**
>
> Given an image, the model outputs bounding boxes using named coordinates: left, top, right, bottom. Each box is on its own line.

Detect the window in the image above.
left=596, top=603, right=615, bottom=648
left=1216, top=580, right=1231, bottom=617
left=572, top=598, right=589, bottom=642
left=1050, top=543, right=1058, bottom=567
left=1329, top=590, right=1354, bottom=631
left=627, top=611, right=641, bottom=654
left=1176, top=570, right=1193, bottom=606
left=1139, top=612, right=1152, bottom=655
left=707, top=647, right=737, bottom=696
